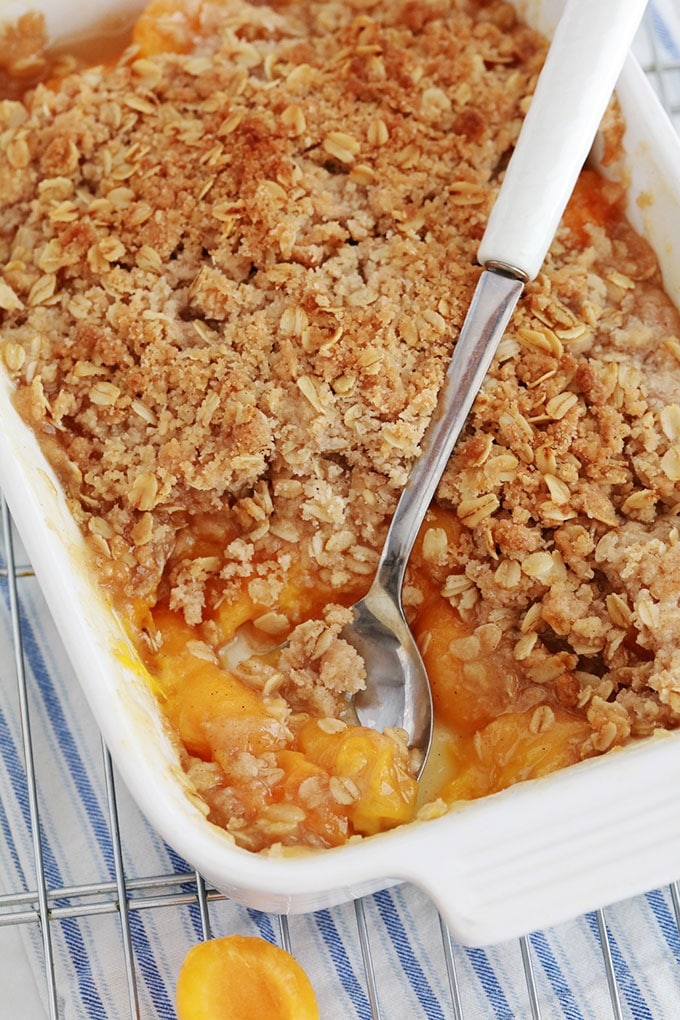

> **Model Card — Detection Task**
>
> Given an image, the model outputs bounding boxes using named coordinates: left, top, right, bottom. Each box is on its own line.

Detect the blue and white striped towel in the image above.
left=650, top=0, right=680, bottom=59
left=640, top=0, right=680, bottom=134
left=2, top=5, right=680, bottom=1018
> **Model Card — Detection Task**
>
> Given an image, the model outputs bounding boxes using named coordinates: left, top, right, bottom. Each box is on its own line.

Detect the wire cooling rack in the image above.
left=1, top=11, right=680, bottom=1020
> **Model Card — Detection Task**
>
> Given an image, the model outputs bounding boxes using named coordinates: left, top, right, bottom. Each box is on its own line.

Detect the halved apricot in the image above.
left=175, top=935, right=320, bottom=1020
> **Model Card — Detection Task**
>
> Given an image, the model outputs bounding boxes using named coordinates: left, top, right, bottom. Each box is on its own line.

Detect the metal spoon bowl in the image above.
left=346, top=583, right=432, bottom=774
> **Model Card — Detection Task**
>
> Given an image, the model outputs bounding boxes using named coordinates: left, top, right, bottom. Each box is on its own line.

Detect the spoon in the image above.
left=344, top=0, right=648, bottom=773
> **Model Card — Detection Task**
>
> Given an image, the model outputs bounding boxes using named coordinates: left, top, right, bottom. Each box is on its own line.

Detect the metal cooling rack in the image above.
left=1, top=10, right=680, bottom=1019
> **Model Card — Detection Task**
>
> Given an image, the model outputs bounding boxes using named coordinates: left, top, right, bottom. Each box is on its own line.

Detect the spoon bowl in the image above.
left=344, top=586, right=432, bottom=775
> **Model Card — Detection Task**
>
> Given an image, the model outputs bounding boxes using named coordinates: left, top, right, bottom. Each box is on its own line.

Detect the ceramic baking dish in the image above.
left=2, top=0, right=680, bottom=948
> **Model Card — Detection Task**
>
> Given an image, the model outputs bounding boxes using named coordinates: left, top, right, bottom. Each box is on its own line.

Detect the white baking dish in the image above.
left=2, top=0, right=680, bottom=948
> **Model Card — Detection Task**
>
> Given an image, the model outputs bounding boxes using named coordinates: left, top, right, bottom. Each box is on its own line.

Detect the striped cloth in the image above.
left=650, top=0, right=680, bottom=60
left=2, top=5, right=680, bottom=1018
left=639, top=0, right=680, bottom=132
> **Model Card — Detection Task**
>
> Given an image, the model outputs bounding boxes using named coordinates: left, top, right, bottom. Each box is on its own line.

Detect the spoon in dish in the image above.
left=344, top=0, right=649, bottom=774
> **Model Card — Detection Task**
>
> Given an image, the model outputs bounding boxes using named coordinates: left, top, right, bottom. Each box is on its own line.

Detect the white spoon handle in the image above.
left=478, top=0, right=648, bottom=281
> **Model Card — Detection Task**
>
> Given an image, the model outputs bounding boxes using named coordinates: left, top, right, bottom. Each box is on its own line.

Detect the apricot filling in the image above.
left=149, top=602, right=418, bottom=850
left=134, top=500, right=594, bottom=849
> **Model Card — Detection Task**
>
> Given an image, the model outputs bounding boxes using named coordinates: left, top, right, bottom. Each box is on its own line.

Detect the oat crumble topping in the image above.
left=2, top=0, right=680, bottom=850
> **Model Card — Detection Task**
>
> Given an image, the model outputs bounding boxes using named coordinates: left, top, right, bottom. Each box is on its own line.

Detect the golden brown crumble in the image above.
left=0, top=0, right=549, bottom=621
left=2, top=0, right=680, bottom=847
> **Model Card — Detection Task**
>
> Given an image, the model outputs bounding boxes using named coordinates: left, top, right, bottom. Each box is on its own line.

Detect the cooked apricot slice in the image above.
left=413, top=597, right=517, bottom=736
left=175, top=935, right=320, bottom=1020
left=150, top=609, right=287, bottom=759
left=561, top=169, right=625, bottom=247
left=133, top=0, right=204, bottom=56
left=442, top=707, right=593, bottom=802
left=297, top=719, right=417, bottom=835
left=212, top=556, right=367, bottom=645
left=213, top=588, right=264, bottom=646
left=273, top=749, right=349, bottom=847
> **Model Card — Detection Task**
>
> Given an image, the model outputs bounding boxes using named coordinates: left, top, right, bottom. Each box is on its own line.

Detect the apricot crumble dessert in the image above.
left=1, top=0, right=680, bottom=854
